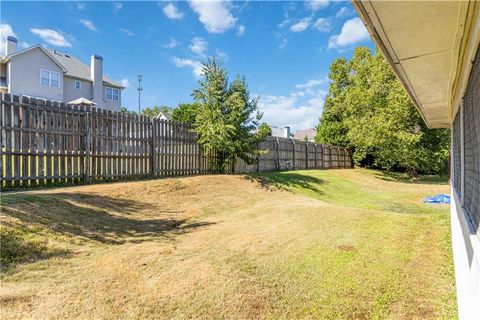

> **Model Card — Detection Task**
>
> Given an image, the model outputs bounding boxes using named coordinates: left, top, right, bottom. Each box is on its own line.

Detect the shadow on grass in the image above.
left=0, top=227, right=72, bottom=273
left=374, top=171, right=449, bottom=185
left=244, top=171, right=327, bottom=196
left=1, top=192, right=215, bottom=246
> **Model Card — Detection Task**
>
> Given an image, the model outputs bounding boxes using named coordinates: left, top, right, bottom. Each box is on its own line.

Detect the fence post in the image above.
left=292, top=139, right=296, bottom=170
left=85, top=111, right=91, bottom=182
left=305, top=142, right=308, bottom=169
left=276, top=137, right=280, bottom=170
left=256, top=142, right=260, bottom=172
left=151, top=118, right=157, bottom=177
left=329, top=146, right=332, bottom=168
left=314, top=143, right=317, bottom=169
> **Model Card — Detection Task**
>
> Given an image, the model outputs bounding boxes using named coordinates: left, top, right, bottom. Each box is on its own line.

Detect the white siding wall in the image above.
left=103, top=85, right=121, bottom=111
left=451, top=188, right=480, bottom=320
left=9, top=47, right=64, bottom=101
left=63, top=76, right=93, bottom=103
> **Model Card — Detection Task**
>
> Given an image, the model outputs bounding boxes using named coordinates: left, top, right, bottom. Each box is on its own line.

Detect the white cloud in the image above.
left=258, top=91, right=325, bottom=131
left=278, top=18, right=291, bottom=29
left=279, top=38, right=288, bottom=49
left=119, top=78, right=130, bottom=87
left=172, top=57, right=204, bottom=78
left=163, top=3, right=184, bottom=19
left=306, top=0, right=329, bottom=12
left=79, top=19, right=97, bottom=32
left=336, top=7, right=351, bottom=18
left=114, top=2, right=123, bottom=12
left=189, top=0, right=236, bottom=33
left=31, top=28, right=72, bottom=47
left=19, top=41, right=30, bottom=49
left=289, top=17, right=311, bottom=33
left=120, top=28, right=135, bottom=36
left=312, top=18, right=331, bottom=32
left=76, top=2, right=85, bottom=10
left=164, top=38, right=180, bottom=49
left=189, top=37, right=208, bottom=55
left=215, top=49, right=229, bottom=61
left=0, top=24, right=16, bottom=55
left=236, top=24, right=245, bottom=36
left=328, top=17, right=369, bottom=49
left=295, top=78, right=328, bottom=89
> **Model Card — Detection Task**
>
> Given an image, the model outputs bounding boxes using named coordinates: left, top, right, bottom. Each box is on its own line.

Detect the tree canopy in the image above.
left=316, top=47, right=450, bottom=175
left=192, top=58, right=265, bottom=172
left=172, top=103, right=200, bottom=123
left=141, top=105, right=172, bottom=118
left=257, top=123, right=272, bottom=137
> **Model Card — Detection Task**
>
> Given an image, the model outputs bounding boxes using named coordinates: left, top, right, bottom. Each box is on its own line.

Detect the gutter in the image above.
left=351, top=0, right=432, bottom=128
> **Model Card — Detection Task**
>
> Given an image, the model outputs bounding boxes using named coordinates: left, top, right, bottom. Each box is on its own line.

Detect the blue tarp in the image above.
left=423, top=194, right=450, bottom=204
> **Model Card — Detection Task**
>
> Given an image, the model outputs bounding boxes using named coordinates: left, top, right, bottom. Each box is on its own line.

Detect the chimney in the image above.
left=90, top=54, right=103, bottom=104
left=6, top=36, right=17, bottom=55
left=283, top=126, right=291, bottom=139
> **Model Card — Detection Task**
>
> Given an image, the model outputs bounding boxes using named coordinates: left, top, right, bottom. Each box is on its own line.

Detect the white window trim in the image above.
left=74, top=80, right=81, bottom=90
left=39, top=69, right=60, bottom=88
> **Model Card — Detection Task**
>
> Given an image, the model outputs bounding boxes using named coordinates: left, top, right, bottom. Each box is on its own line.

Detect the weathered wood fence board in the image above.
left=1, top=94, right=352, bottom=189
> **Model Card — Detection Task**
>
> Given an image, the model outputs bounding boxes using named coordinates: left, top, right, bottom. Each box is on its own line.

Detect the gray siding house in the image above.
left=0, top=36, right=124, bottom=111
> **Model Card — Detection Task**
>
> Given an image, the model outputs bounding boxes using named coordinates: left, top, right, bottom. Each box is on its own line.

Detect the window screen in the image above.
left=452, top=111, right=461, bottom=195
left=463, top=46, right=480, bottom=232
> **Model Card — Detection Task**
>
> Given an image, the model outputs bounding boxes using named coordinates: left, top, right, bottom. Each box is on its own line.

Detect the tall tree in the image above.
left=172, top=103, right=200, bottom=123
left=192, top=58, right=264, bottom=172
left=316, top=47, right=450, bottom=175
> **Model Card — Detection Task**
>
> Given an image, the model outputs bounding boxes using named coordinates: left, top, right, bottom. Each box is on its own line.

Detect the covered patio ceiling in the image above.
left=353, top=1, right=480, bottom=129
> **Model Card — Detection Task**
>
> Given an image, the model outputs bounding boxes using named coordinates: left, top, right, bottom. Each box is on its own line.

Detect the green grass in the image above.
left=251, top=169, right=450, bottom=214
left=0, top=169, right=456, bottom=319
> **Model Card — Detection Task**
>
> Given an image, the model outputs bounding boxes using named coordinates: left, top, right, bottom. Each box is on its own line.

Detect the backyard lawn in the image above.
left=0, top=169, right=456, bottom=319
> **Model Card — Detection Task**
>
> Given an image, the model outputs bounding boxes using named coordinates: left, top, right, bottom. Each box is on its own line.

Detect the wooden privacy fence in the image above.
left=0, top=94, right=352, bottom=189
left=234, top=136, right=352, bottom=173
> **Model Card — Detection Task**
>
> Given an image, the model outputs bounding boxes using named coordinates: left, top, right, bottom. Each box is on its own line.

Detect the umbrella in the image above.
left=68, top=97, right=97, bottom=106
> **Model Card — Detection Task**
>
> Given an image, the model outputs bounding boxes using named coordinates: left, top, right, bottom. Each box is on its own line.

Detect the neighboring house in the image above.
left=270, top=125, right=291, bottom=139
left=0, top=36, right=124, bottom=111
left=156, top=111, right=172, bottom=121
left=294, top=128, right=316, bottom=142
left=354, top=1, right=480, bottom=319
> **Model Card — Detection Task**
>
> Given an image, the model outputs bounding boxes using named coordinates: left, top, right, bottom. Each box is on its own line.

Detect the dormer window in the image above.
left=74, top=80, right=81, bottom=90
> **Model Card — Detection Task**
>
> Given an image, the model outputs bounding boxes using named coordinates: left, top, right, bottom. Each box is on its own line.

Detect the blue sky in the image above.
left=1, top=0, right=373, bottom=130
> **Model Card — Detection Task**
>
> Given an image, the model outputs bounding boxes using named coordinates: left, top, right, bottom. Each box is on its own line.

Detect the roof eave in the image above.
left=351, top=1, right=434, bottom=128
left=6, top=44, right=68, bottom=73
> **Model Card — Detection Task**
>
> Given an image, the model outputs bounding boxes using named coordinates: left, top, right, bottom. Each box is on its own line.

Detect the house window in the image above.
left=74, top=80, right=81, bottom=90
left=40, top=69, right=60, bottom=87
left=40, top=70, right=50, bottom=85
left=50, top=72, right=59, bottom=87
left=106, top=87, right=119, bottom=101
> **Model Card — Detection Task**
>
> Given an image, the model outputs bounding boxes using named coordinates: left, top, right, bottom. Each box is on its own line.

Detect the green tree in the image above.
left=192, top=58, right=265, bottom=172
left=316, top=47, right=450, bottom=175
left=172, top=103, right=200, bottom=123
left=120, top=107, right=137, bottom=115
left=257, top=123, right=272, bottom=137
left=141, top=105, right=172, bottom=118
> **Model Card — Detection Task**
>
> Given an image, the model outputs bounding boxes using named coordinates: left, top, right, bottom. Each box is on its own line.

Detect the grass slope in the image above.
left=0, top=169, right=456, bottom=319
